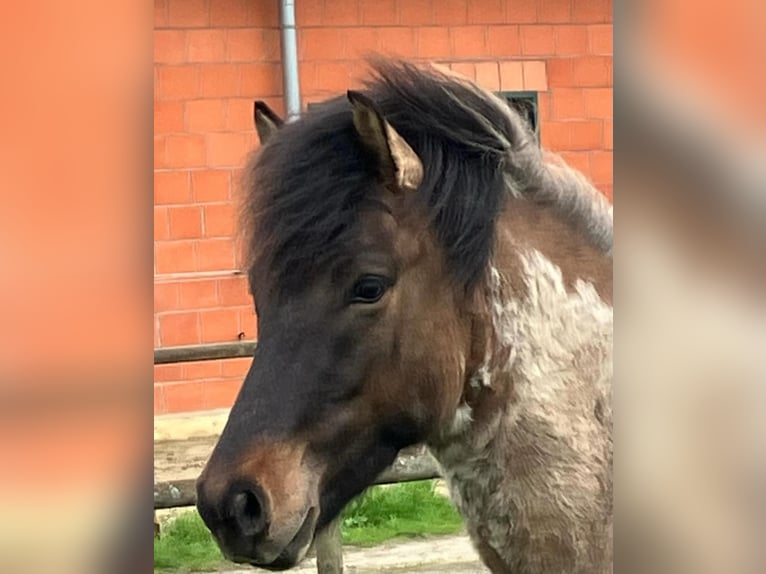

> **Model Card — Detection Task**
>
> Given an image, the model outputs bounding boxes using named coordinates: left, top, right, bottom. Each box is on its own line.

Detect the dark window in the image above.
left=307, top=91, right=541, bottom=143
left=498, top=91, right=540, bottom=143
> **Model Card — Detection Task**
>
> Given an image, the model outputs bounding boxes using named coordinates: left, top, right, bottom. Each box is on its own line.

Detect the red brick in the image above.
left=159, top=312, right=201, bottom=346
left=506, top=1, right=537, bottom=23
left=154, top=101, right=185, bottom=134
left=167, top=0, right=209, bottom=28
left=315, top=61, right=353, bottom=91
left=537, top=92, right=551, bottom=120
left=155, top=0, right=168, bottom=28
left=192, top=170, right=230, bottom=202
left=155, top=171, right=191, bottom=205
left=224, top=98, right=253, bottom=132
left=588, top=24, right=612, bottom=55
left=569, top=120, right=603, bottom=150
left=169, top=206, right=203, bottom=239
left=486, top=26, right=521, bottom=57
left=450, top=62, right=476, bottom=80
left=398, top=0, right=432, bottom=25
left=299, top=61, right=319, bottom=94
left=222, top=357, right=251, bottom=378
left=433, top=0, right=467, bottom=25
left=185, top=99, right=225, bottom=132
left=238, top=307, right=258, bottom=340
left=450, top=26, right=487, bottom=57
left=209, top=0, right=259, bottom=27
left=252, top=0, right=279, bottom=25
left=468, top=0, right=505, bottom=24
left=203, top=203, right=236, bottom=237
left=164, top=381, right=205, bottom=413
left=154, top=364, right=183, bottom=382
left=186, top=29, right=226, bottom=62
left=589, top=150, right=613, bottom=184
left=300, top=28, right=346, bottom=61
left=541, top=121, right=569, bottom=150
left=520, top=25, right=555, bottom=56
left=199, top=64, right=240, bottom=98
left=295, top=0, right=323, bottom=26
left=538, top=0, right=572, bottom=23
left=416, top=27, right=452, bottom=59
left=203, top=379, right=242, bottom=409
left=572, top=56, right=611, bottom=87
left=600, top=184, right=612, bottom=201
left=322, top=0, right=360, bottom=25
left=572, top=0, right=612, bottom=23
left=227, top=28, right=280, bottom=62
left=239, top=63, right=282, bottom=97
left=165, top=134, right=206, bottom=168
left=522, top=60, right=548, bottom=91
left=154, top=363, right=183, bottom=386
left=554, top=25, right=588, bottom=55
left=157, top=65, right=199, bottom=100
left=184, top=360, right=222, bottom=380
left=499, top=61, right=524, bottom=90
left=154, top=30, right=186, bottom=64
left=377, top=28, right=416, bottom=57
left=360, top=0, right=396, bottom=25
left=557, top=151, right=591, bottom=175
left=196, top=239, right=236, bottom=271
left=603, top=118, right=613, bottom=150
left=206, top=132, right=251, bottom=167
left=155, top=136, right=167, bottom=169
left=155, top=240, right=196, bottom=274
left=583, top=88, right=612, bottom=118
left=178, top=279, right=218, bottom=309
left=200, top=308, right=241, bottom=342
left=154, top=384, right=166, bottom=415
left=546, top=58, right=575, bottom=86
left=342, top=28, right=380, bottom=58
left=154, top=281, right=179, bottom=313
left=155, top=206, right=170, bottom=240
left=218, top=276, right=251, bottom=306
left=475, top=61, right=500, bottom=91
left=550, top=88, right=586, bottom=119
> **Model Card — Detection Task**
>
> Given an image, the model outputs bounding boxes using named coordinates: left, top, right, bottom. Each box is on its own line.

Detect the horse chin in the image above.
left=316, top=441, right=400, bottom=529
left=233, top=507, right=318, bottom=572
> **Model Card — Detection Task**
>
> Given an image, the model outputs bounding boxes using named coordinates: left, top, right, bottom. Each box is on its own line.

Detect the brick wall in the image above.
left=154, top=0, right=613, bottom=415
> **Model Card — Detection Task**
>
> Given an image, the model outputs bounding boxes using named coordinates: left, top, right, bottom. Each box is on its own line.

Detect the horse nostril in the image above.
left=228, top=487, right=268, bottom=538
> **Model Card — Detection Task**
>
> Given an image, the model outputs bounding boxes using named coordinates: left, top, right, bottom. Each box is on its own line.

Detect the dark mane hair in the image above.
left=241, top=59, right=611, bottom=297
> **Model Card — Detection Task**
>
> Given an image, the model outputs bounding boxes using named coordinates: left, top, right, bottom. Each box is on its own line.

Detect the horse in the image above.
left=196, top=59, right=613, bottom=573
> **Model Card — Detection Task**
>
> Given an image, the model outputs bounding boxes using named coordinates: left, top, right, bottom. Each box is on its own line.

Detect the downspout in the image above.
left=279, top=0, right=301, bottom=122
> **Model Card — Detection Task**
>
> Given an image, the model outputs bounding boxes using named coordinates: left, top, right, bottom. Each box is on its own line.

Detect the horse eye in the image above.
left=350, top=275, right=389, bottom=304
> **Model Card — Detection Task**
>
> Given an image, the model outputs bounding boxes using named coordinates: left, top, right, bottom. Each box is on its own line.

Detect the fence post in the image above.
left=315, top=516, right=343, bottom=574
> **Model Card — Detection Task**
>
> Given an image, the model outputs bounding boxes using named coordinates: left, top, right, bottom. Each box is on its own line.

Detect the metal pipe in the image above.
left=279, top=0, right=301, bottom=122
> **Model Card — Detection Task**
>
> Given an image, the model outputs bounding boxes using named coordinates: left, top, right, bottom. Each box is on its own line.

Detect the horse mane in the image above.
left=241, top=58, right=612, bottom=297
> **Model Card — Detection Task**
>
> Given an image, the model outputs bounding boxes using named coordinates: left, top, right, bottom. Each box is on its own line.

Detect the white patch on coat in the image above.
left=429, top=249, right=613, bottom=573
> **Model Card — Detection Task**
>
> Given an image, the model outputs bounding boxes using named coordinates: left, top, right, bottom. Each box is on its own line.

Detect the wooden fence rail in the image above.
left=154, top=341, right=445, bottom=574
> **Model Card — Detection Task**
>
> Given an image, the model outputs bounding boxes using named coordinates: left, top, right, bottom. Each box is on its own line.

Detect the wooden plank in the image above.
left=154, top=450, right=440, bottom=509
left=154, top=341, right=257, bottom=364
left=314, top=516, right=343, bottom=574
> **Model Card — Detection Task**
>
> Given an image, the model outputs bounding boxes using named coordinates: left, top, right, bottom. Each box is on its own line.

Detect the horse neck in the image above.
left=430, top=193, right=613, bottom=463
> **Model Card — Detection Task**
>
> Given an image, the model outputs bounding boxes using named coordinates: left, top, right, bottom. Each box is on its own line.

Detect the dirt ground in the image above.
left=216, top=534, right=488, bottom=573
left=155, top=434, right=485, bottom=572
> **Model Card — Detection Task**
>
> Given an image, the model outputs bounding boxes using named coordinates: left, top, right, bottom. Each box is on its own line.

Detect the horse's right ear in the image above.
left=253, top=101, right=284, bottom=144
left=347, top=90, right=423, bottom=192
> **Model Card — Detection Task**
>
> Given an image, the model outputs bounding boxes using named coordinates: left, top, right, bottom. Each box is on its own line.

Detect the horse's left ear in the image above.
left=347, top=90, right=423, bottom=192
left=253, top=101, right=284, bottom=145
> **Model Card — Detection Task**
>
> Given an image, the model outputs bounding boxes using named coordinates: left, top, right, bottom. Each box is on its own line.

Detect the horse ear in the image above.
left=253, top=101, right=284, bottom=144
left=347, top=90, right=423, bottom=192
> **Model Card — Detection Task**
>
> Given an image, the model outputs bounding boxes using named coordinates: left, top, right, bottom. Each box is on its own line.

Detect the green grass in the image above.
left=154, top=480, right=462, bottom=572
left=153, top=510, right=227, bottom=572
left=340, top=480, right=463, bottom=546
